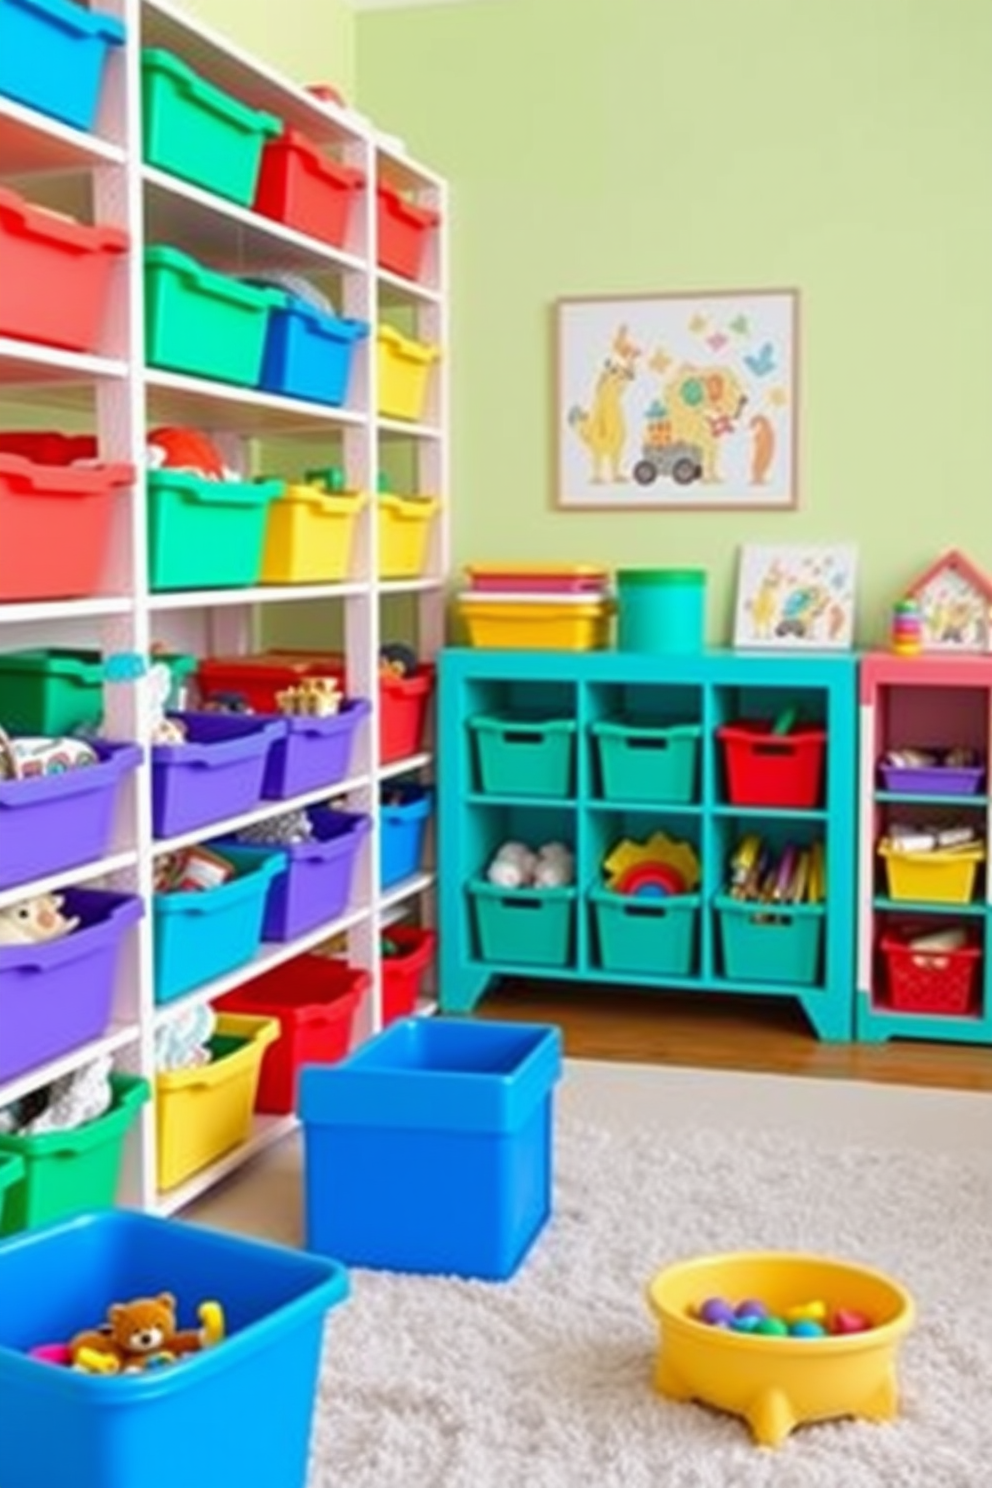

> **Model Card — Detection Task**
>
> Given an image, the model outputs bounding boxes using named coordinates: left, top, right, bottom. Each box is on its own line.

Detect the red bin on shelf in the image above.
left=217, top=955, right=370, bottom=1114
left=382, top=925, right=437, bottom=1024
left=376, top=183, right=440, bottom=282
left=880, top=933, right=982, bottom=1016
left=0, top=451, right=133, bottom=603
left=717, top=722, right=827, bottom=809
left=381, top=664, right=434, bottom=764
left=0, top=187, right=128, bottom=354
left=254, top=129, right=366, bottom=249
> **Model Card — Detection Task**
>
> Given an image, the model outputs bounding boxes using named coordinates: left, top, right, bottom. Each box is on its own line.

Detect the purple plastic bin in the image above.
left=0, top=742, right=141, bottom=891
left=878, top=763, right=986, bottom=797
left=262, top=698, right=371, bottom=800
left=152, top=713, right=286, bottom=838
left=230, top=809, right=371, bottom=942
left=0, top=889, right=142, bottom=1083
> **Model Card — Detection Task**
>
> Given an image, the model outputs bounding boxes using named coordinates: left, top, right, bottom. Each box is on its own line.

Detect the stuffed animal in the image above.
left=533, top=841, right=575, bottom=888
left=0, top=893, right=80, bottom=946
left=487, top=841, right=538, bottom=888
left=70, top=1293, right=225, bottom=1375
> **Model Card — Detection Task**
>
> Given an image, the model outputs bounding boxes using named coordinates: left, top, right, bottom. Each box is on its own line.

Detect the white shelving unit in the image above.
left=0, top=0, right=447, bottom=1215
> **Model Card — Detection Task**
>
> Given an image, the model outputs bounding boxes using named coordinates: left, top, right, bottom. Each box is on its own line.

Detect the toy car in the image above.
left=632, top=442, right=703, bottom=487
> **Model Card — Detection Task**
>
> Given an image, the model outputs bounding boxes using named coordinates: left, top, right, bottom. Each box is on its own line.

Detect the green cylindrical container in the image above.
left=616, top=569, right=706, bottom=654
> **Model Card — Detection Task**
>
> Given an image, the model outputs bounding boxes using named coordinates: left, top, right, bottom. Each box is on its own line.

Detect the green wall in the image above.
left=181, top=0, right=355, bottom=96
left=357, top=0, right=992, bottom=644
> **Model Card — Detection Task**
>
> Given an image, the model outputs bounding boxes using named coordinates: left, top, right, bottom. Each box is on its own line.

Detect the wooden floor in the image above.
left=473, top=981, right=992, bottom=1093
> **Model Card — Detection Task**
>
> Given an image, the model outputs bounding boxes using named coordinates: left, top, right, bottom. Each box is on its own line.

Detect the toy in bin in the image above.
left=602, top=832, right=700, bottom=897
left=727, top=834, right=825, bottom=905
left=31, top=1293, right=225, bottom=1376
left=487, top=841, right=575, bottom=888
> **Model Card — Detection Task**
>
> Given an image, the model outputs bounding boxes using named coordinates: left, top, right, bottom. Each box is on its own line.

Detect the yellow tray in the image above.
left=261, top=483, right=367, bottom=584
left=458, top=596, right=614, bottom=651
left=877, top=840, right=984, bottom=905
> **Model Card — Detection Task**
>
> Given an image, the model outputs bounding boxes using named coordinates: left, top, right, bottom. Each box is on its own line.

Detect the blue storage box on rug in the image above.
left=0, top=0, right=125, bottom=134
left=258, top=299, right=369, bottom=406
left=0, top=1209, right=348, bottom=1488
left=301, top=1016, right=562, bottom=1280
left=380, top=781, right=432, bottom=889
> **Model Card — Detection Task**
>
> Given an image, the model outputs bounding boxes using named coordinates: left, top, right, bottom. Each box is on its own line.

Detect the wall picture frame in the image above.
left=733, top=543, right=858, bottom=651
left=554, top=288, right=799, bottom=511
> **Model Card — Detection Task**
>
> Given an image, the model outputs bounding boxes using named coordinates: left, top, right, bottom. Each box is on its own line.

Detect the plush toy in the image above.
left=70, top=1293, right=225, bottom=1375
left=487, top=841, right=538, bottom=888
left=533, top=841, right=575, bottom=888
left=0, top=893, right=80, bottom=946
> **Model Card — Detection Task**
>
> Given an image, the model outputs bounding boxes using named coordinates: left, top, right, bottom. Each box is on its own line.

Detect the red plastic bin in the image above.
left=717, top=722, right=827, bottom=809
left=217, top=954, right=369, bottom=1114
left=254, top=129, right=365, bottom=249
left=376, top=184, right=440, bottom=281
left=382, top=925, right=436, bottom=1024
left=880, top=932, right=982, bottom=1015
left=381, top=665, right=434, bottom=764
left=0, top=187, right=128, bottom=353
left=0, top=452, right=133, bottom=602
left=0, top=432, right=97, bottom=464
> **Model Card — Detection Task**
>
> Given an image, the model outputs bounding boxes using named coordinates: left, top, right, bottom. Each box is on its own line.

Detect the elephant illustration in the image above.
left=662, top=364, right=748, bottom=483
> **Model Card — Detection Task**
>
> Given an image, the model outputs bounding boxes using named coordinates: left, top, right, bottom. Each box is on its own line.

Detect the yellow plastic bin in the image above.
left=261, top=483, right=367, bottom=584
left=458, top=595, right=615, bottom=651
left=377, top=325, right=440, bottom=421
left=378, top=494, right=439, bottom=578
left=878, top=840, right=985, bottom=904
left=155, top=1013, right=280, bottom=1191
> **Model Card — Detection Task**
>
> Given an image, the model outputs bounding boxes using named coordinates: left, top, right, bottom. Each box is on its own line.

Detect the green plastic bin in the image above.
left=469, top=878, right=575, bottom=967
left=591, top=719, right=701, bottom=804
left=148, top=471, right=285, bottom=591
left=468, top=714, right=576, bottom=798
left=591, top=887, right=699, bottom=976
left=145, top=246, right=285, bottom=386
left=0, top=648, right=196, bottom=734
left=0, top=1153, right=25, bottom=1232
left=141, top=49, right=280, bottom=205
left=716, top=895, right=824, bottom=986
left=0, top=1074, right=149, bottom=1236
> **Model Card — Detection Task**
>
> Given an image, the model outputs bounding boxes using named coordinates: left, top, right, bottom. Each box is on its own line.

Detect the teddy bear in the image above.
left=0, top=893, right=80, bottom=946
left=69, top=1293, right=225, bottom=1375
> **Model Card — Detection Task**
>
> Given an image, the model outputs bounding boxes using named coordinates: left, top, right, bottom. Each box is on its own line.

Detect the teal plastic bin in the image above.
left=591, top=887, right=699, bottom=976
left=617, top=568, right=706, bottom=655
left=468, top=714, right=576, bottom=798
left=469, top=879, right=575, bottom=967
left=716, top=895, right=824, bottom=986
left=148, top=471, right=284, bottom=591
left=0, top=1153, right=24, bottom=1234
left=141, top=49, right=280, bottom=205
left=0, top=647, right=195, bottom=733
left=591, top=718, right=701, bottom=804
left=145, top=246, right=285, bottom=386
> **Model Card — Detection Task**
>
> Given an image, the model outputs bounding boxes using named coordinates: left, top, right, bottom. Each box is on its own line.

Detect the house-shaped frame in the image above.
left=904, top=550, right=992, bottom=653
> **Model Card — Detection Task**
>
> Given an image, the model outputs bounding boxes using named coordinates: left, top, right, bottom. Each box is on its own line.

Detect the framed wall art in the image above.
left=733, top=543, right=858, bottom=651
left=554, top=288, right=799, bottom=511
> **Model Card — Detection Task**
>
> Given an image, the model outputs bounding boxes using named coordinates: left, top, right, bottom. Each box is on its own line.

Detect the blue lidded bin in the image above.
left=301, top=1016, right=562, bottom=1279
left=616, top=568, right=706, bottom=655
left=258, top=300, right=369, bottom=406
left=0, top=1209, right=348, bottom=1488
left=0, top=0, right=125, bottom=134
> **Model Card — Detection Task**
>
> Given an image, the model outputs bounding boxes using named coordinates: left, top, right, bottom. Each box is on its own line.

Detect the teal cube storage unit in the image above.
left=591, top=718, right=701, bottom=804
left=469, top=879, right=576, bottom=967
left=591, top=887, right=699, bottom=978
left=469, top=713, right=576, bottom=798
left=153, top=849, right=286, bottom=1005
left=141, top=49, right=280, bottom=205
left=144, top=247, right=285, bottom=386
left=300, top=1016, right=562, bottom=1279
left=439, top=648, right=858, bottom=1042
left=716, top=896, right=825, bottom=987
left=148, top=471, right=284, bottom=591
left=0, top=1209, right=348, bottom=1488
left=0, top=0, right=125, bottom=134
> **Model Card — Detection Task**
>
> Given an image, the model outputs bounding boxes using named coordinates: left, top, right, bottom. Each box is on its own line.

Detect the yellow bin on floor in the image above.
left=379, top=494, right=439, bottom=578
left=156, top=1013, right=280, bottom=1192
left=261, top=483, right=367, bottom=584
left=458, top=596, right=615, bottom=651
left=647, top=1251, right=915, bottom=1448
left=377, top=325, right=440, bottom=422
left=878, top=839, right=985, bottom=904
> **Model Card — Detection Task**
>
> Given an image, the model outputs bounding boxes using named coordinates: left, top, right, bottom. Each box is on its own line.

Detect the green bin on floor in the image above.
left=0, top=1075, right=149, bottom=1236
left=145, top=246, right=285, bottom=386
left=0, top=1154, right=25, bottom=1233
left=141, top=49, right=280, bottom=205
left=591, top=886, right=699, bottom=976
left=592, top=719, right=701, bottom=804
left=469, top=878, right=575, bottom=967
left=148, top=471, right=285, bottom=591
left=468, top=714, right=576, bottom=798
left=0, top=648, right=196, bottom=734
left=716, top=895, right=824, bottom=986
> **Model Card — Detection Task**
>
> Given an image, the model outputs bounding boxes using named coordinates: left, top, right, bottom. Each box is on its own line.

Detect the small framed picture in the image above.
left=734, top=544, right=858, bottom=651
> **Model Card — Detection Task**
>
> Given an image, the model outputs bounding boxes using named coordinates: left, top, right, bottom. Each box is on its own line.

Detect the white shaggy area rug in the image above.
left=307, top=1115, right=992, bottom=1488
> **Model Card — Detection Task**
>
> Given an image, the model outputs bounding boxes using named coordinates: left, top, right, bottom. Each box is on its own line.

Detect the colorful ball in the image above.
left=730, top=1314, right=762, bottom=1333
left=831, top=1309, right=872, bottom=1335
left=734, top=1299, right=769, bottom=1321
left=785, top=1300, right=828, bottom=1325
left=698, top=1297, right=735, bottom=1326
left=790, top=1319, right=827, bottom=1338
left=754, top=1317, right=789, bottom=1337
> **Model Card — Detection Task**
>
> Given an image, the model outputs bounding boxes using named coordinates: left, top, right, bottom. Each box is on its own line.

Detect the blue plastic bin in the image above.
left=301, top=1017, right=562, bottom=1279
left=153, top=848, right=286, bottom=1004
left=380, top=782, right=432, bottom=889
left=716, top=895, right=825, bottom=986
left=152, top=713, right=285, bottom=838
left=258, top=301, right=369, bottom=406
left=0, top=1209, right=348, bottom=1488
left=0, top=0, right=125, bottom=134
